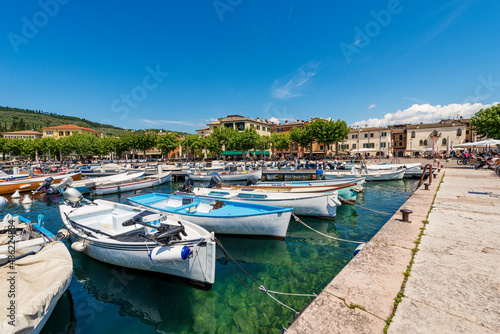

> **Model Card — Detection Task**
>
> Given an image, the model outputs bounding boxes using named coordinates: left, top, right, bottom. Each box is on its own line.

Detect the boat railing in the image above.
left=418, top=164, right=433, bottom=187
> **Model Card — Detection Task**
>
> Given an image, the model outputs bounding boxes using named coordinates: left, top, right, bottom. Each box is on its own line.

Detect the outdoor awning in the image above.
left=221, top=151, right=242, bottom=156
left=454, top=139, right=500, bottom=148
left=349, top=148, right=381, bottom=152
left=250, top=151, right=270, bottom=156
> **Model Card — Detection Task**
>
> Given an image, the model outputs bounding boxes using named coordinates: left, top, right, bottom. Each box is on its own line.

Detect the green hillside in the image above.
left=0, top=106, right=129, bottom=136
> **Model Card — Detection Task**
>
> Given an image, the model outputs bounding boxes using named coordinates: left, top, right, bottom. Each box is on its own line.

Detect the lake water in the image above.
left=5, top=179, right=418, bottom=333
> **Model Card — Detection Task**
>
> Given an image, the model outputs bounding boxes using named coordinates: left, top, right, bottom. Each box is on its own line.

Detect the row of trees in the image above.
left=0, top=132, right=181, bottom=160
left=0, top=118, right=350, bottom=160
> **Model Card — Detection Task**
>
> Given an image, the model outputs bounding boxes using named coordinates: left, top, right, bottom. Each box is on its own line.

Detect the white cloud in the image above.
left=351, top=102, right=499, bottom=128
left=268, top=117, right=280, bottom=124
left=368, top=104, right=376, bottom=109
left=271, top=61, right=320, bottom=100
left=140, top=119, right=195, bottom=126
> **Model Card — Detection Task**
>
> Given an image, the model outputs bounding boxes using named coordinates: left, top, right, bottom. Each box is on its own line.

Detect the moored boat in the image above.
left=59, top=190, right=216, bottom=286
left=71, top=171, right=146, bottom=194
left=94, top=171, right=172, bottom=195
left=0, top=202, right=73, bottom=333
left=254, top=177, right=365, bottom=203
left=128, top=193, right=293, bottom=238
left=0, top=172, right=82, bottom=195
left=187, top=169, right=262, bottom=181
left=188, top=187, right=342, bottom=218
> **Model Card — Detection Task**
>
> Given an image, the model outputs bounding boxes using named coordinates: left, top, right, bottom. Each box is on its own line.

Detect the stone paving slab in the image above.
left=287, top=166, right=499, bottom=333
left=389, top=167, right=500, bottom=333
left=424, top=212, right=499, bottom=249
left=388, top=297, right=498, bottom=334
left=431, top=201, right=499, bottom=214
left=418, top=235, right=500, bottom=277
left=403, top=256, right=500, bottom=331
left=286, top=292, right=386, bottom=334
left=324, top=240, right=412, bottom=320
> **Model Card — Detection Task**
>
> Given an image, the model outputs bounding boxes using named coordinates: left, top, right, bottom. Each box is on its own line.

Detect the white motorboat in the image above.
left=189, top=187, right=342, bottom=218
left=188, top=169, right=262, bottom=181
left=71, top=171, right=146, bottom=194
left=0, top=202, right=73, bottom=333
left=249, top=177, right=364, bottom=203
left=59, top=190, right=216, bottom=286
left=347, top=167, right=406, bottom=181
left=128, top=193, right=293, bottom=238
left=94, top=171, right=172, bottom=195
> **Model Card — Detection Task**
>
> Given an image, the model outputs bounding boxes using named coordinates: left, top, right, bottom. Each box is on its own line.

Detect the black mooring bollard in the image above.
left=400, top=209, right=413, bottom=222
left=423, top=182, right=430, bottom=190
left=433, top=173, right=437, bottom=179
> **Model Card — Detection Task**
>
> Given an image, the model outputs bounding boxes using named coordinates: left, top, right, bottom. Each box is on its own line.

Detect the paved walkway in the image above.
left=287, top=165, right=500, bottom=333
left=389, top=167, right=500, bottom=333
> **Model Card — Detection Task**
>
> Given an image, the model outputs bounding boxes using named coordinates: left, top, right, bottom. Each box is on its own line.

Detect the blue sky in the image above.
left=1, top=0, right=499, bottom=132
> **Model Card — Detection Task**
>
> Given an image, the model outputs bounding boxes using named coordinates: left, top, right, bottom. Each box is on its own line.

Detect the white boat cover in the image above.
left=0, top=242, right=73, bottom=333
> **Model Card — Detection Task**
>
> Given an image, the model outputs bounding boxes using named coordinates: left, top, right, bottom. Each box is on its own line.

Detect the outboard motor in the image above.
left=208, top=174, right=223, bottom=189
left=178, top=178, right=195, bottom=193
left=245, top=175, right=258, bottom=186
left=316, top=169, right=325, bottom=180
left=52, top=176, right=73, bottom=192
left=35, top=177, right=55, bottom=194
left=0, top=196, right=8, bottom=212
left=63, top=188, right=84, bottom=207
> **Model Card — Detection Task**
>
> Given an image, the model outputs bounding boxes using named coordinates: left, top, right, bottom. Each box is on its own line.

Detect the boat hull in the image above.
left=95, top=172, right=172, bottom=195
left=59, top=201, right=215, bottom=285
left=192, top=189, right=341, bottom=218
left=128, top=194, right=292, bottom=238
left=188, top=169, right=262, bottom=181
left=72, top=235, right=216, bottom=285
left=0, top=172, right=82, bottom=195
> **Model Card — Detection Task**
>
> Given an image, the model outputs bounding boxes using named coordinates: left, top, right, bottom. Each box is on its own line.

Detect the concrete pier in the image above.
left=286, top=165, right=500, bottom=333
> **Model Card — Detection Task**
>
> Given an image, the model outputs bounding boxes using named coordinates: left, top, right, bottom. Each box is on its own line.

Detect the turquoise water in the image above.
left=5, top=179, right=418, bottom=333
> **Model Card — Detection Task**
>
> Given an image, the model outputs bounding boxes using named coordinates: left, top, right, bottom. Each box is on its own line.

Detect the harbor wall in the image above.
left=286, top=162, right=442, bottom=333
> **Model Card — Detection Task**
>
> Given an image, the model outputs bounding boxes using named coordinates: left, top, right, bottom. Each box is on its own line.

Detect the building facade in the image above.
left=405, top=119, right=469, bottom=157
left=206, top=115, right=272, bottom=136
left=42, top=124, right=101, bottom=138
left=341, top=126, right=392, bottom=157
left=2, top=130, right=42, bottom=139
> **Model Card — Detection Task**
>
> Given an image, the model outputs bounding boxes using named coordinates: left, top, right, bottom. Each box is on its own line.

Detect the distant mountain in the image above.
left=0, top=106, right=129, bottom=136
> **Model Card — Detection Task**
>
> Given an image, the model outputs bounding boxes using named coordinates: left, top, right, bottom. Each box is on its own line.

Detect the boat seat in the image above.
left=163, top=201, right=200, bottom=213
left=195, top=202, right=213, bottom=213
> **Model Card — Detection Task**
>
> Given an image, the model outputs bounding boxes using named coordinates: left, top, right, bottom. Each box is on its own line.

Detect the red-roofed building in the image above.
left=42, top=124, right=101, bottom=138
left=2, top=130, right=43, bottom=139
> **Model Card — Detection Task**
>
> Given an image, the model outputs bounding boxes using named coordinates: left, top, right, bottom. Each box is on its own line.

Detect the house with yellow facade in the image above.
left=42, top=124, right=101, bottom=138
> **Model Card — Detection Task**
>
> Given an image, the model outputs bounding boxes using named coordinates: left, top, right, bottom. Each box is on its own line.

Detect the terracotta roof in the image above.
left=42, top=124, right=100, bottom=133
left=196, top=128, right=210, bottom=131
left=406, top=120, right=469, bottom=130
left=2, top=130, right=43, bottom=135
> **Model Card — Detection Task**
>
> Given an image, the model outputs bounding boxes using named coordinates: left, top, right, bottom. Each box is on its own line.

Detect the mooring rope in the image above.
left=339, top=196, right=393, bottom=216
left=215, top=238, right=317, bottom=314
left=291, top=214, right=365, bottom=245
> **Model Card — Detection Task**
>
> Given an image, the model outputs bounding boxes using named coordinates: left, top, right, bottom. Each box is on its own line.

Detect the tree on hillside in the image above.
left=156, top=132, right=180, bottom=159
left=471, top=104, right=500, bottom=139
